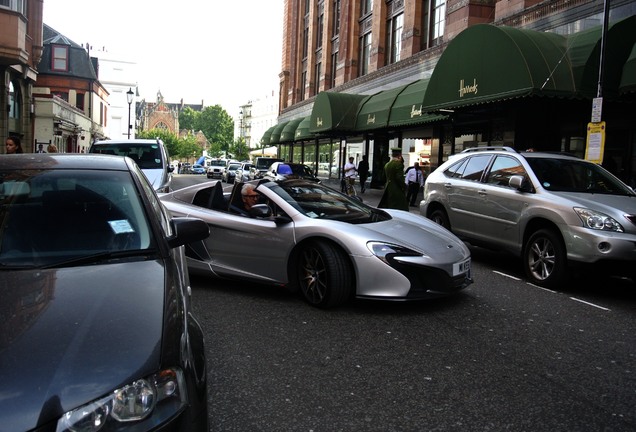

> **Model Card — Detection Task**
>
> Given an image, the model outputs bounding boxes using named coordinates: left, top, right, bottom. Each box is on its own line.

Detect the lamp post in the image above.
left=126, top=87, right=134, bottom=139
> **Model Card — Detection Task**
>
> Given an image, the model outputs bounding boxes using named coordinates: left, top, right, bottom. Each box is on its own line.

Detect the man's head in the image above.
left=241, top=183, right=259, bottom=210
left=414, top=162, right=420, bottom=168
left=391, top=147, right=402, bottom=158
left=349, top=156, right=354, bottom=162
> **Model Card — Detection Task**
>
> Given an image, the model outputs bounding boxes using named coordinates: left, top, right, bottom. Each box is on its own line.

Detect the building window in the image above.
left=76, top=93, right=85, bottom=111
left=386, top=12, right=404, bottom=64
left=51, top=45, right=69, bottom=71
left=303, top=16, right=310, bottom=59
left=300, top=67, right=307, bottom=102
left=359, top=32, right=372, bottom=76
left=314, top=61, right=322, bottom=95
left=360, top=0, right=373, bottom=16
left=317, top=2, right=324, bottom=49
left=0, top=0, right=25, bottom=14
left=332, top=0, right=341, bottom=37
left=432, top=0, right=446, bottom=43
left=52, top=91, right=69, bottom=102
left=330, top=52, right=338, bottom=89
left=8, top=80, right=20, bottom=119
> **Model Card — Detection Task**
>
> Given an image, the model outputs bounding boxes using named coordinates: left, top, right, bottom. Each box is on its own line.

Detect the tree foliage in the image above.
left=198, top=105, right=234, bottom=157
left=136, top=128, right=179, bottom=158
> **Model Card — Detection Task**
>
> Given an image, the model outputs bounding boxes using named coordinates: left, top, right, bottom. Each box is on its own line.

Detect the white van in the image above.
left=89, top=139, right=173, bottom=192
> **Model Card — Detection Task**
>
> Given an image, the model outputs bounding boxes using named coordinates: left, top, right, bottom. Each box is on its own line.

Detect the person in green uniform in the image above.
left=378, top=147, right=409, bottom=211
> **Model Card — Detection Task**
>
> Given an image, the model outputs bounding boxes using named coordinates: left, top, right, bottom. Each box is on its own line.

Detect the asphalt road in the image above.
left=173, top=174, right=636, bottom=431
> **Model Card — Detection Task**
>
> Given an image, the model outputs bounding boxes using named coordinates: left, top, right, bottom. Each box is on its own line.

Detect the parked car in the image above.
left=0, top=154, right=210, bottom=431
left=263, top=162, right=320, bottom=183
left=181, top=162, right=192, bottom=174
left=222, top=162, right=242, bottom=183
left=235, top=162, right=253, bottom=183
left=421, top=147, right=636, bottom=286
left=89, top=138, right=174, bottom=192
left=191, top=163, right=206, bottom=174
left=160, top=179, right=472, bottom=308
left=206, top=159, right=226, bottom=179
left=249, top=156, right=284, bottom=180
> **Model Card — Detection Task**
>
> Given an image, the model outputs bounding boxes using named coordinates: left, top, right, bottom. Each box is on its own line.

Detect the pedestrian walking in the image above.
left=343, top=156, right=357, bottom=195
left=378, top=148, right=409, bottom=211
left=405, top=161, right=424, bottom=207
left=358, top=155, right=369, bottom=193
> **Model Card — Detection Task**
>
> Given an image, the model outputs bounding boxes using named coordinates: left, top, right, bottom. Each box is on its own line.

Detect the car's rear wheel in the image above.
left=429, top=207, right=451, bottom=230
left=297, top=240, right=353, bottom=308
left=523, top=229, right=567, bottom=287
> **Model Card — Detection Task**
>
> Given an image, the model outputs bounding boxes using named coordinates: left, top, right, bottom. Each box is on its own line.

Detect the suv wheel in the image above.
left=523, top=229, right=567, bottom=287
left=429, top=208, right=451, bottom=231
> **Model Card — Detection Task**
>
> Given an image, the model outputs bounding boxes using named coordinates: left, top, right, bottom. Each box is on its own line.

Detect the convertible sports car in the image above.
left=160, top=179, right=472, bottom=308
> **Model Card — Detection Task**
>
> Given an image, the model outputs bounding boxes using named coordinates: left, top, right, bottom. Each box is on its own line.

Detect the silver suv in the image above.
left=421, top=147, right=636, bottom=287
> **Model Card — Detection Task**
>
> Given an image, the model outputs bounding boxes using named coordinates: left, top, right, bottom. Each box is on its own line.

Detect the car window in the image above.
left=527, top=157, right=634, bottom=195
left=444, top=158, right=469, bottom=179
left=461, top=155, right=491, bottom=181
left=0, top=169, right=154, bottom=267
left=485, top=155, right=527, bottom=187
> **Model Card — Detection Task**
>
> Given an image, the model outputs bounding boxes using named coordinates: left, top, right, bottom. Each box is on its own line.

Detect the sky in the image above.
left=43, top=0, right=284, bottom=114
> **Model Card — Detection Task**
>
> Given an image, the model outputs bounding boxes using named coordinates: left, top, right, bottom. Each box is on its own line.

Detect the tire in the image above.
left=297, top=240, right=353, bottom=308
left=429, top=208, right=451, bottom=231
left=523, top=229, right=567, bottom=287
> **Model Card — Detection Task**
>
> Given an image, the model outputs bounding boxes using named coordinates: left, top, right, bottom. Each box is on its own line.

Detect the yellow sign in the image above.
left=585, top=121, right=606, bottom=164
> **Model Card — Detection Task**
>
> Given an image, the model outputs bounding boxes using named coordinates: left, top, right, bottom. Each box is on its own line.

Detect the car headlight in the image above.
left=574, top=207, right=624, bottom=232
left=367, top=242, right=421, bottom=264
left=57, top=368, right=186, bottom=432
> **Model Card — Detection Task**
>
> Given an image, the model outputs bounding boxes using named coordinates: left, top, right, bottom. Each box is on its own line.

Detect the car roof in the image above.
left=93, top=139, right=163, bottom=145
left=0, top=153, right=131, bottom=171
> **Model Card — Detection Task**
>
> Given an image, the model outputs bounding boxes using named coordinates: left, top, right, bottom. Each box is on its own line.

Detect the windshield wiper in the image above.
left=40, top=249, right=156, bottom=269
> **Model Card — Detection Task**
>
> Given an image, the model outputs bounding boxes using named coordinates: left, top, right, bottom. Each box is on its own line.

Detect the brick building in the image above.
left=1, top=0, right=44, bottom=153
left=271, top=0, right=636, bottom=187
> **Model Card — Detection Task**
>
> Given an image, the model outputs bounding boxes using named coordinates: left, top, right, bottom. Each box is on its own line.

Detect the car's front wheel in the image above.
left=523, top=229, right=567, bottom=287
left=297, top=240, right=353, bottom=308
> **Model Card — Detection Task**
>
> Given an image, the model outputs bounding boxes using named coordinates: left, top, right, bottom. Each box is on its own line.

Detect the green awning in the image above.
left=294, top=116, right=313, bottom=141
left=423, top=24, right=576, bottom=110
left=260, top=126, right=276, bottom=146
left=269, top=121, right=289, bottom=145
left=309, top=91, right=369, bottom=134
left=279, top=118, right=304, bottom=142
left=620, top=43, right=636, bottom=94
left=355, top=85, right=409, bottom=131
left=568, top=15, right=636, bottom=98
left=388, top=78, right=447, bottom=127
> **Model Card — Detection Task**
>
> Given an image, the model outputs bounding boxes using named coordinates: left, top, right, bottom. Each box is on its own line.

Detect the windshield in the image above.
left=0, top=169, right=154, bottom=268
left=91, top=143, right=163, bottom=170
left=527, top=157, right=635, bottom=195
left=264, top=181, right=390, bottom=224
left=209, top=160, right=225, bottom=166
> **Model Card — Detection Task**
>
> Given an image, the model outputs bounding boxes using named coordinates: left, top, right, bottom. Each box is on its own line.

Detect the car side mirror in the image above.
left=509, top=175, right=532, bottom=192
left=168, top=166, right=174, bottom=173
left=248, top=204, right=272, bottom=218
left=167, top=217, right=210, bottom=248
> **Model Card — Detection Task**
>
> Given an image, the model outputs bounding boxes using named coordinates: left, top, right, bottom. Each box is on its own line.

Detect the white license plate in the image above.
left=453, top=258, right=471, bottom=276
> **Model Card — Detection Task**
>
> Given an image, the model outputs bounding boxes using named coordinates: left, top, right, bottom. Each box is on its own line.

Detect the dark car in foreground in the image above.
left=421, top=147, right=636, bottom=286
left=160, top=179, right=472, bottom=308
left=0, top=154, right=210, bottom=431
left=263, top=162, right=321, bottom=183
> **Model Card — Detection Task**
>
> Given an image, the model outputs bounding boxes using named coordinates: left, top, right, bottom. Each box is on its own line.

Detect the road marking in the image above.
left=526, top=282, right=557, bottom=293
left=570, top=297, right=611, bottom=311
left=492, top=271, right=521, bottom=280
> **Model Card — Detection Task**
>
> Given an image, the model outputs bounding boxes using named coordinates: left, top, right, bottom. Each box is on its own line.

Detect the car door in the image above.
left=474, top=155, right=529, bottom=248
left=444, top=154, right=493, bottom=238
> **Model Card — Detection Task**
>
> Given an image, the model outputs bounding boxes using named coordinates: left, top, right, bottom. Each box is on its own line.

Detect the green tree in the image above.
left=178, top=134, right=202, bottom=163
left=178, top=107, right=199, bottom=132
left=229, top=137, right=249, bottom=161
left=198, top=105, right=234, bottom=158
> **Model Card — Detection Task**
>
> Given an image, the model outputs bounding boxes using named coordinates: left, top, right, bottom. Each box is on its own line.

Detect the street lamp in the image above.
left=126, top=87, right=134, bottom=139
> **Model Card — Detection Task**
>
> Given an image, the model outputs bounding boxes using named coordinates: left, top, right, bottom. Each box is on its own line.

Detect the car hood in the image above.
left=552, top=191, right=636, bottom=227
left=362, top=210, right=470, bottom=260
left=0, top=260, right=166, bottom=431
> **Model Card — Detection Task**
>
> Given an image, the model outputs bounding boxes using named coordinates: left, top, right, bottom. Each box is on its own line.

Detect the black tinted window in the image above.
left=461, top=155, right=491, bottom=181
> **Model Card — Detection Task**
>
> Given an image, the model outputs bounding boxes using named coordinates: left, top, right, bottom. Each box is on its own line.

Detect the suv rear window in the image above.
left=445, top=154, right=491, bottom=181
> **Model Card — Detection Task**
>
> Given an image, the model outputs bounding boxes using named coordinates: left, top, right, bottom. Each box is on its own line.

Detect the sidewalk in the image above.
left=321, top=178, right=421, bottom=214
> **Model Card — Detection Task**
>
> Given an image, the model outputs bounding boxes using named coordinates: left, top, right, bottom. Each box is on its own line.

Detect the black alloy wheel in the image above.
left=429, top=208, right=451, bottom=231
left=298, top=240, right=353, bottom=308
